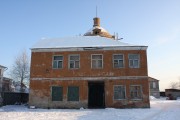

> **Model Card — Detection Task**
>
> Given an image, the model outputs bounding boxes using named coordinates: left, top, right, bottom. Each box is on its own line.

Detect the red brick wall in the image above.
left=29, top=79, right=149, bottom=108
left=29, top=50, right=149, bottom=108
left=105, top=79, right=149, bottom=108
left=30, top=50, right=148, bottom=78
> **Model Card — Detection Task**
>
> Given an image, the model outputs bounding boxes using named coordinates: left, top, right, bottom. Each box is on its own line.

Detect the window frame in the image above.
left=152, top=82, right=156, bottom=89
left=68, top=54, right=80, bottom=69
left=67, top=86, right=79, bottom=101
left=51, top=86, right=63, bottom=101
left=130, top=85, right=142, bottom=100
left=113, top=85, right=126, bottom=100
left=150, top=81, right=153, bottom=89
left=91, top=54, right=103, bottom=69
left=113, top=54, right=124, bottom=68
left=52, top=55, right=63, bottom=69
left=128, top=54, right=140, bottom=68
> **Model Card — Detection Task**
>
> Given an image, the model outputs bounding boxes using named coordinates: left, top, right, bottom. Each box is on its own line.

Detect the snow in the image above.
left=0, top=98, right=180, bottom=120
left=31, top=36, right=143, bottom=49
left=84, top=26, right=109, bottom=35
left=150, top=96, right=157, bottom=100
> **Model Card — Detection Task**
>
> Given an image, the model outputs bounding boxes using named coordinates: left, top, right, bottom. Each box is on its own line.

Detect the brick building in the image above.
left=29, top=17, right=150, bottom=108
left=149, top=77, right=160, bottom=98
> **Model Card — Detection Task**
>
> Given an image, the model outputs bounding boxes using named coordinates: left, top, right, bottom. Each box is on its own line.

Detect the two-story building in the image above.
left=29, top=17, right=150, bottom=108
left=0, top=65, right=13, bottom=93
left=0, top=65, right=8, bottom=93
left=149, top=77, right=160, bottom=98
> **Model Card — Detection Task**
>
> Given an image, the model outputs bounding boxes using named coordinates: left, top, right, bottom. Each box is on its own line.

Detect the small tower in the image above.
left=93, top=17, right=100, bottom=27
left=84, top=17, right=115, bottom=39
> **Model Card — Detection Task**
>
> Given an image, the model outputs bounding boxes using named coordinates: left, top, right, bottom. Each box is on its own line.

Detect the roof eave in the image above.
left=31, top=46, right=148, bottom=52
left=0, top=65, right=7, bottom=69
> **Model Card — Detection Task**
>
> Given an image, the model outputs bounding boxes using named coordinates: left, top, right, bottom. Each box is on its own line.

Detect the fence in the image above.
left=1, top=92, right=29, bottom=105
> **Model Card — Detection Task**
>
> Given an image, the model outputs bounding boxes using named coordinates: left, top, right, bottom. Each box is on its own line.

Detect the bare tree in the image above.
left=169, top=81, right=179, bottom=89
left=9, top=49, right=30, bottom=92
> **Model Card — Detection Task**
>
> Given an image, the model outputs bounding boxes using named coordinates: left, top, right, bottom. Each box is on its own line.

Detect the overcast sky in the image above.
left=0, top=0, right=180, bottom=91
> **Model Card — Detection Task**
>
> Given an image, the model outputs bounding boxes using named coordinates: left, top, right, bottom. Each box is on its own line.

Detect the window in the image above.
left=91, top=54, right=103, bottom=69
left=130, top=85, right=142, bottom=100
left=53, top=56, right=63, bottom=69
left=51, top=86, right=63, bottom=101
left=113, top=54, right=124, bottom=68
left=150, top=82, right=153, bottom=89
left=114, top=85, right=126, bottom=100
left=128, top=54, right=140, bottom=68
left=69, top=55, right=80, bottom=69
left=153, top=82, right=156, bottom=89
left=68, top=86, right=79, bottom=101
left=150, top=81, right=157, bottom=89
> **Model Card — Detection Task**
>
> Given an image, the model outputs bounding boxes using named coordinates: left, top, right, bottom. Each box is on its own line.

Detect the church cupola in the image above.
left=84, top=17, right=115, bottom=39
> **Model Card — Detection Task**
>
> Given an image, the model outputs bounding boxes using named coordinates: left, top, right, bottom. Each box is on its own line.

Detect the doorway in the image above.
left=88, top=82, right=105, bottom=108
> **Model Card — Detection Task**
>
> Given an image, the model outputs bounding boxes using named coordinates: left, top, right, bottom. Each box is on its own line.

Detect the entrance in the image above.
left=88, top=82, right=105, bottom=108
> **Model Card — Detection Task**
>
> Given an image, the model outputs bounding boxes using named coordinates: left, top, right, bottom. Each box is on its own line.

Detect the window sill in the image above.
left=114, top=99, right=126, bottom=101
left=67, top=101, right=80, bottom=102
left=52, top=68, right=63, bottom=70
left=91, top=68, right=103, bottom=69
left=131, top=99, right=142, bottom=101
left=69, top=68, right=80, bottom=70
left=113, top=67, right=125, bottom=69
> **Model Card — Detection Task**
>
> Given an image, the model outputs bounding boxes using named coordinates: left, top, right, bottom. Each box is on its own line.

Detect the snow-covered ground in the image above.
left=0, top=97, right=179, bottom=120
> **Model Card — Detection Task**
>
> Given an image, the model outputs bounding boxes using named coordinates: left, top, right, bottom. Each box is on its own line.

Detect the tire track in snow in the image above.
left=141, top=101, right=178, bottom=120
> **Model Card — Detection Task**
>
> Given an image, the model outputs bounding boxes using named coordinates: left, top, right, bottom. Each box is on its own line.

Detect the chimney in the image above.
left=93, top=17, right=100, bottom=27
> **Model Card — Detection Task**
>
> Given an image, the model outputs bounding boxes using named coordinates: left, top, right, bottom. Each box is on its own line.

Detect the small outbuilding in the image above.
left=165, top=89, right=180, bottom=100
left=149, top=77, right=160, bottom=98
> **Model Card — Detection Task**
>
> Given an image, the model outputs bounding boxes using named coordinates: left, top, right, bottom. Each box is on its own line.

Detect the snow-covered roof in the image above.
left=31, top=36, right=146, bottom=50
left=0, top=65, right=7, bottom=69
left=84, top=26, right=109, bottom=36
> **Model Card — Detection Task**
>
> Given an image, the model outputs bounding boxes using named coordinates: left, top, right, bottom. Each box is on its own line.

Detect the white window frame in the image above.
left=113, top=54, right=124, bottom=68
left=52, top=55, right=63, bottom=69
left=128, top=54, right=140, bottom=68
left=130, top=85, right=142, bottom=100
left=68, top=54, right=80, bottom=69
left=91, top=54, right=103, bottom=69
left=113, top=85, right=126, bottom=100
